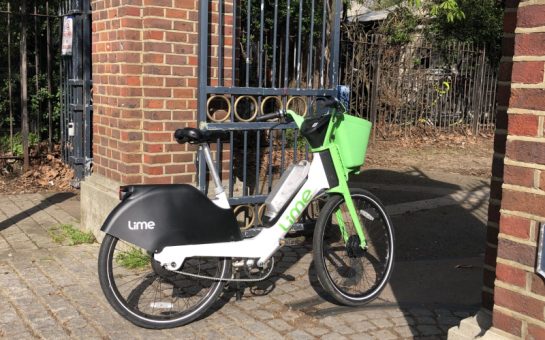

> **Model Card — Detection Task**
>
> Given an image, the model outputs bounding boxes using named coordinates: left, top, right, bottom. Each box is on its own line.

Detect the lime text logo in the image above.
left=279, top=189, right=312, bottom=232
left=128, top=220, right=156, bottom=230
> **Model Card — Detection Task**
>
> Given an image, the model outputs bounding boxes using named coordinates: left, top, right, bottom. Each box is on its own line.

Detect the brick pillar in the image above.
left=82, top=0, right=231, bottom=235
left=492, top=1, right=545, bottom=338
left=91, top=0, right=200, bottom=185
left=481, top=0, right=518, bottom=312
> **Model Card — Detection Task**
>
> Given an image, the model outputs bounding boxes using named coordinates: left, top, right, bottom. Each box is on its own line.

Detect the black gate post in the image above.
left=197, top=0, right=210, bottom=192
left=60, top=0, right=93, bottom=187
left=82, top=0, right=93, bottom=178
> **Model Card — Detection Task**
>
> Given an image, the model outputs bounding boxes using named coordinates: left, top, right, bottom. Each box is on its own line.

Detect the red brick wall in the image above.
left=483, top=0, right=518, bottom=313
left=491, top=0, right=545, bottom=337
left=91, top=0, right=231, bottom=185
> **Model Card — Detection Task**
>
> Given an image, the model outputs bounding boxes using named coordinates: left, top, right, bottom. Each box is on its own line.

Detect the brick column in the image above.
left=481, top=0, right=519, bottom=313
left=91, top=0, right=200, bottom=185
left=492, top=1, right=545, bottom=338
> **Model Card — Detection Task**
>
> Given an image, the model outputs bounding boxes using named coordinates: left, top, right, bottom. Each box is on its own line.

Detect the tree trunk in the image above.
left=7, top=2, right=14, bottom=154
left=20, top=0, right=30, bottom=171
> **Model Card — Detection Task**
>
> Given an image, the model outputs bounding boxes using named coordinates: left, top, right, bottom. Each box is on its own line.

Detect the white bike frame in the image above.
left=154, top=144, right=331, bottom=269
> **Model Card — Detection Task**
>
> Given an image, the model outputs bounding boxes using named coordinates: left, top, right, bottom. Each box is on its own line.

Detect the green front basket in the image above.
left=333, top=114, right=372, bottom=172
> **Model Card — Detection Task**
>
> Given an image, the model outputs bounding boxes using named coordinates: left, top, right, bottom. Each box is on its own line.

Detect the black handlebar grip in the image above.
left=174, top=129, right=188, bottom=143
left=316, top=97, right=339, bottom=109
left=174, top=129, right=184, bottom=140
left=256, top=111, right=283, bottom=122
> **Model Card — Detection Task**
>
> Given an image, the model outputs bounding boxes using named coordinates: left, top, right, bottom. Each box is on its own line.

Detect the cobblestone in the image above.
left=267, top=318, right=293, bottom=332
left=350, top=320, right=377, bottom=332
left=417, top=325, right=443, bottom=336
left=372, top=329, right=399, bottom=340
left=0, top=193, right=480, bottom=338
left=370, top=318, right=394, bottom=328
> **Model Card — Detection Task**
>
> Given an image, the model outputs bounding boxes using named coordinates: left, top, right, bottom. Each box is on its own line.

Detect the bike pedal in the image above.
left=281, top=236, right=306, bottom=247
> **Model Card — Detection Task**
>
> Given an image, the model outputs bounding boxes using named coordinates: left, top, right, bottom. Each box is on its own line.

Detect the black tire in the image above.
left=313, top=188, right=394, bottom=306
left=98, top=234, right=229, bottom=329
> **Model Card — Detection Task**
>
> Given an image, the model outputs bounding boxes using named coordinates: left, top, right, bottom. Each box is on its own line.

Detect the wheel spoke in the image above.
left=98, top=235, right=227, bottom=328
left=314, top=190, right=394, bottom=305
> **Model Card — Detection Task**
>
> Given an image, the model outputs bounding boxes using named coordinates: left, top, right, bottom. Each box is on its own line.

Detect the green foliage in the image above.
left=0, top=78, right=14, bottom=131
left=373, top=0, right=503, bottom=63
left=427, top=0, right=504, bottom=63
left=0, top=0, right=64, bottom=149
left=115, top=248, right=151, bottom=269
left=239, top=0, right=326, bottom=85
left=0, top=132, right=39, bottom=156
left=285, top=128, right=307, bottom=150
left=48, top=224, right=96, bottom=246
left=379, top=7, right=420, bottom=44
left=429, top=0, right=465, bottom=22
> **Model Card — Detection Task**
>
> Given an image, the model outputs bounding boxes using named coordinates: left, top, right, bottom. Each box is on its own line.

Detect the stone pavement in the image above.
left=0, top=169, right=488, bottom=339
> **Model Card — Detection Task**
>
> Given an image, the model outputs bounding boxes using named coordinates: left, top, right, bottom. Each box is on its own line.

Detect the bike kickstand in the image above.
left=235, top=271, right=243, bottom=301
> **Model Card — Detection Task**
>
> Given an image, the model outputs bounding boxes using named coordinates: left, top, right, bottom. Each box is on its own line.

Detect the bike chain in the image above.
left=173, top=257, right=275, bottom=282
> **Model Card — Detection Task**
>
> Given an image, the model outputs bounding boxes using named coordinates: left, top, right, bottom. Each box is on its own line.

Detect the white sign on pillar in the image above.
left=537, top=223, right=545, bottom=281
left=61, top=16, right=74, bottom=56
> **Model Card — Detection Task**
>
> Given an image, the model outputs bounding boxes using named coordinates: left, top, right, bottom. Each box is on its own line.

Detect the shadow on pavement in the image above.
left=256, top=167, right=488, bottom=337
left=0, top=192, right=77, bottom=232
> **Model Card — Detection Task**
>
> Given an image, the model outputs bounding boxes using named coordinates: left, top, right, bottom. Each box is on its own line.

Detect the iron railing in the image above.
left=341, top=33, right=498, bottom=138
left=197, top=0, right=344, bottom=222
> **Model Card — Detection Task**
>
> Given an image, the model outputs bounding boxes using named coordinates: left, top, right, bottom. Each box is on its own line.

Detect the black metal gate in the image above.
left=59, top=0, right=92, bottom=187
left=198, top=0, right=343, bottom=217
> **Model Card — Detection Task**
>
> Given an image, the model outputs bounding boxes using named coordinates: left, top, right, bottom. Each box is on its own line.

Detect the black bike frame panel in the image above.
left=318, top=150, right=339, bottom=188
left=101, top=185, right=242, bottom=252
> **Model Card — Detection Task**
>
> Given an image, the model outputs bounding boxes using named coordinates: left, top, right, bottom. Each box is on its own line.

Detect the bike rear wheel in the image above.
left=313, top=188, right=394, bottom=306
left=98, top=234, right=229, bottom=329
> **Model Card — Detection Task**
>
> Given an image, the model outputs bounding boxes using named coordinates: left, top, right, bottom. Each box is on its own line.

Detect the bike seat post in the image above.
left=200, top=143, right=225, bottom=196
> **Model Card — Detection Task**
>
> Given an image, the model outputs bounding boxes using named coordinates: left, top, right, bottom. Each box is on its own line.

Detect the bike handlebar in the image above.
left=316, top=97, right=339, bottom=109
left=256, top=111, right=284, bottom=122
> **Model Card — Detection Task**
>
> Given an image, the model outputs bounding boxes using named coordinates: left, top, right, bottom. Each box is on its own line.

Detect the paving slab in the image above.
left=0, top=170, right=488, bottom=338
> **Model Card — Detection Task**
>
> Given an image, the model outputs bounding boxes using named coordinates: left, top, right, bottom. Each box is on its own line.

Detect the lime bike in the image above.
left=97, top=97, right=395, bottom=328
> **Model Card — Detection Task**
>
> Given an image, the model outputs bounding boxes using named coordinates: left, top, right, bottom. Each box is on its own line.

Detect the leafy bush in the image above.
left=0, top=132, right=39, bottom=156
left=372, top=0, right=503, bottom=64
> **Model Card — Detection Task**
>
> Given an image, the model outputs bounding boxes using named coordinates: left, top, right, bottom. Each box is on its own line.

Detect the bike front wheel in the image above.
left=98, top=234, right=229, bottom=329
left=313, top=188, right=394, bottom=306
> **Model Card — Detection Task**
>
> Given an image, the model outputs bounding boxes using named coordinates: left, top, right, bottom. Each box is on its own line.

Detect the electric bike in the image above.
left=97, top=98, right=395, bottom=329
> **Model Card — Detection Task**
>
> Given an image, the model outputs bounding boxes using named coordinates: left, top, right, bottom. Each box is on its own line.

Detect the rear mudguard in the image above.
left=100, top=184, right=242, bottom=252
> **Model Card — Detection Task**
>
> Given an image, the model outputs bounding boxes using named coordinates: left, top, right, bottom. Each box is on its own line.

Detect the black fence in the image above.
left=199, top=0, right=343, bottom=205
left=0, top=1, right=60, bottom=158
left=341, top=32, right=498, bottom=139
left=198, top=0, right=344, bottom=228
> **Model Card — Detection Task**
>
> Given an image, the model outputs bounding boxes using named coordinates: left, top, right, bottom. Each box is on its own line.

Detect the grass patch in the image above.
left=48, top=224, right=96, bottom=246
left=115, top=248, right=151, bottom=269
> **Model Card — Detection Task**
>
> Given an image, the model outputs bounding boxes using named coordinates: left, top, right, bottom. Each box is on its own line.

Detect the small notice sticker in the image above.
left=61, top=17, right=73, bottom=56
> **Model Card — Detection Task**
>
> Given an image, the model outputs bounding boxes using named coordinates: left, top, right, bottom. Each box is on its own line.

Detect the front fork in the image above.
left=327, top=145, right=367, bottom=249
left=334, top=188, right=368, bottom=249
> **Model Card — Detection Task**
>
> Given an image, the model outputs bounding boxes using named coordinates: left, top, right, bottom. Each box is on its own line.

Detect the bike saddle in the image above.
left=174, top=128, right=227, bottom=144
